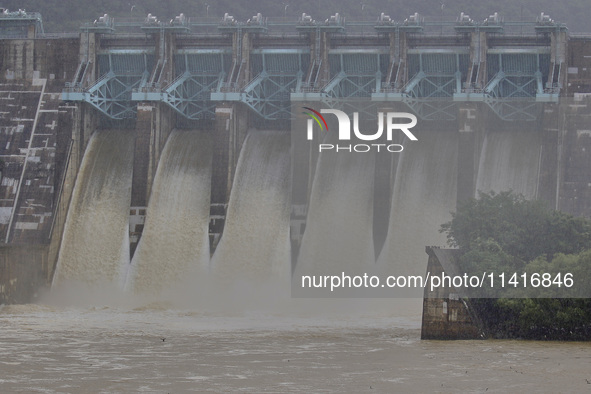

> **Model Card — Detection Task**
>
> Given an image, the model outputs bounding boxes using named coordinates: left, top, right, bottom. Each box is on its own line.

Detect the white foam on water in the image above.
left=125, top=130, right=212, bottom=295
left=52, top=129, right=134, bottom=289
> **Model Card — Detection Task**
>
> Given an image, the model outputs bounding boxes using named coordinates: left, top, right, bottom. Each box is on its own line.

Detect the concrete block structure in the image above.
left=421, top=247, right=483, bottom=340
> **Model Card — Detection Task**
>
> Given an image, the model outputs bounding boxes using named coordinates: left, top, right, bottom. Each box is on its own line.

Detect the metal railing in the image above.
left=40, top=15, right=572, bottom=37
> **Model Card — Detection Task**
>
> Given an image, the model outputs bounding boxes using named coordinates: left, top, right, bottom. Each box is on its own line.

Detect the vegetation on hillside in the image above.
left=441, top=191, right=591, bottom=340
left=3, top=0, right=589, bottom=33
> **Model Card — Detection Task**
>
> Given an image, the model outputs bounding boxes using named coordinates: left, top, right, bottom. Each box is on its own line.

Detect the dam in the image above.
left=0, top=10, right=590, bottom=302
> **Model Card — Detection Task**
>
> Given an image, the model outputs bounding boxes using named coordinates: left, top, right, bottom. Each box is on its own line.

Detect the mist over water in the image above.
left=377, top=131, right=458, bottom=278
left=476, top=130, right=542, bottom=198
left=23, top=124, right=585, bottom=392
left=294, top=129, right=376, bottom=280
left=208, top=130, right=291, bottom=309
left=52, top=130, right=134, bottom=288
left=126, top=130, right=212, bottom=294
left=48, top=126, right=543, bottom=310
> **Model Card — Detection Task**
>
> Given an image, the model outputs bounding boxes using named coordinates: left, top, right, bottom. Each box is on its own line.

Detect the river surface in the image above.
left=11, top=125, right=589, bottom=392
left=1, top=300, right=590, bottom=393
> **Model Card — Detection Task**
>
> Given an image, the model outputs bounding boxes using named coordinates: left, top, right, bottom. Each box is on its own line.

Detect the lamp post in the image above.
left=284, top=4, right=289, bottom=21
left=205, top=3, right=209, bottom=18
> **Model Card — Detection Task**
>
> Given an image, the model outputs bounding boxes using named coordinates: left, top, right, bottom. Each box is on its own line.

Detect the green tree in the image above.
left=441, top=191, right=591, bottom=340
left=441, top=191, right=591, bottom=263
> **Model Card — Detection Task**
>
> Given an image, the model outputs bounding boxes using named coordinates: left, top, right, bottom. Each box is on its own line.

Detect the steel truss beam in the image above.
left=403, top=98, right=458, bottom=121
left=161, top=71, right=225, bottom=120
left=240, top=71, right=303, bottom=120
left=83, top=71, right=147, bottom=118
left=484, top=98, right=542, bottom=121
left=63, top=52, right=153, bottom=119
left=371, top=50, right=554, bottom=121
left=212, top=50, right=308, bottom=120
left=481, top=51, right=547, bottom=120
left=484, top=71, right=542, bottom=99
left=212, top=71, right=304, bottom=120
left=301, top=51, right=386, bottom=114
left=405, top=71, right=462, bottom=99
left=398, top=71, right=461, bottom=120
left=371, top=51, right=466, bottom=120
left=323, top=71, right=382, bottom=99
left=132, top=50, right=230, bottom=120
left=319, top=76, right=383, bottom=121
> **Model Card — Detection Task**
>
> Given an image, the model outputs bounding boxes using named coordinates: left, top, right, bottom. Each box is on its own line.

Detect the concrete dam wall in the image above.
left=0, top=13, right=590, bottom=302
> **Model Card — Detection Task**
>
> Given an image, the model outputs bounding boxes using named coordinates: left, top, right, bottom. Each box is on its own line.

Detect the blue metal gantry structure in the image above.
left=211, top=49, right=310, bottom=120
left=379, top=49, right=470, bottom=121
left=63, top=48, right=154, bottom=119
left=369, top=12, right=565, bottom=121
left=133, top=13, right=229, bottom=120
left=92, top=51, right=153, bottom=119
left=62, top=11, right=567, bottom=122
left=143, top=49, right=231, bottom=120
left=210, top=13, right=310, bottom=120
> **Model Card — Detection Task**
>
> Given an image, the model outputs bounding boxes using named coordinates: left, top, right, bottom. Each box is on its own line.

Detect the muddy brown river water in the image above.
left=1, top=301, right=590, bottom=393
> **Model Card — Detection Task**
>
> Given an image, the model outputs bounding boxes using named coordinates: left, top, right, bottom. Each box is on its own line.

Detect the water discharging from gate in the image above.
left=52, top=130, right=134, bottom=288
left=51, top=125, right=542, bottom=307
left=211, top=130, right=291, bottom=286
left=475, top=130, right=542, bottom=199
left=377, top=131, right=459, bottom=279
left=125, top=130, right=212, bottom=294
left=293, top=129, right=376, bottom=280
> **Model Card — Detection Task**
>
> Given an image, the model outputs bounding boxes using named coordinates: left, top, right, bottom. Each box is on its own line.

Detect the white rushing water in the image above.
left=377, top=131, right=458, bottom=278
left=52, top=129, right=134, bottom=289
left=476, top=130, right=542, bottom=198
left=293, top=128, right=376, bottom=281
left=210, top=130, right=291, bottom=296
left=125, top=130, right=212, bottom=294
left=11, top=123, right=589, bottom=393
